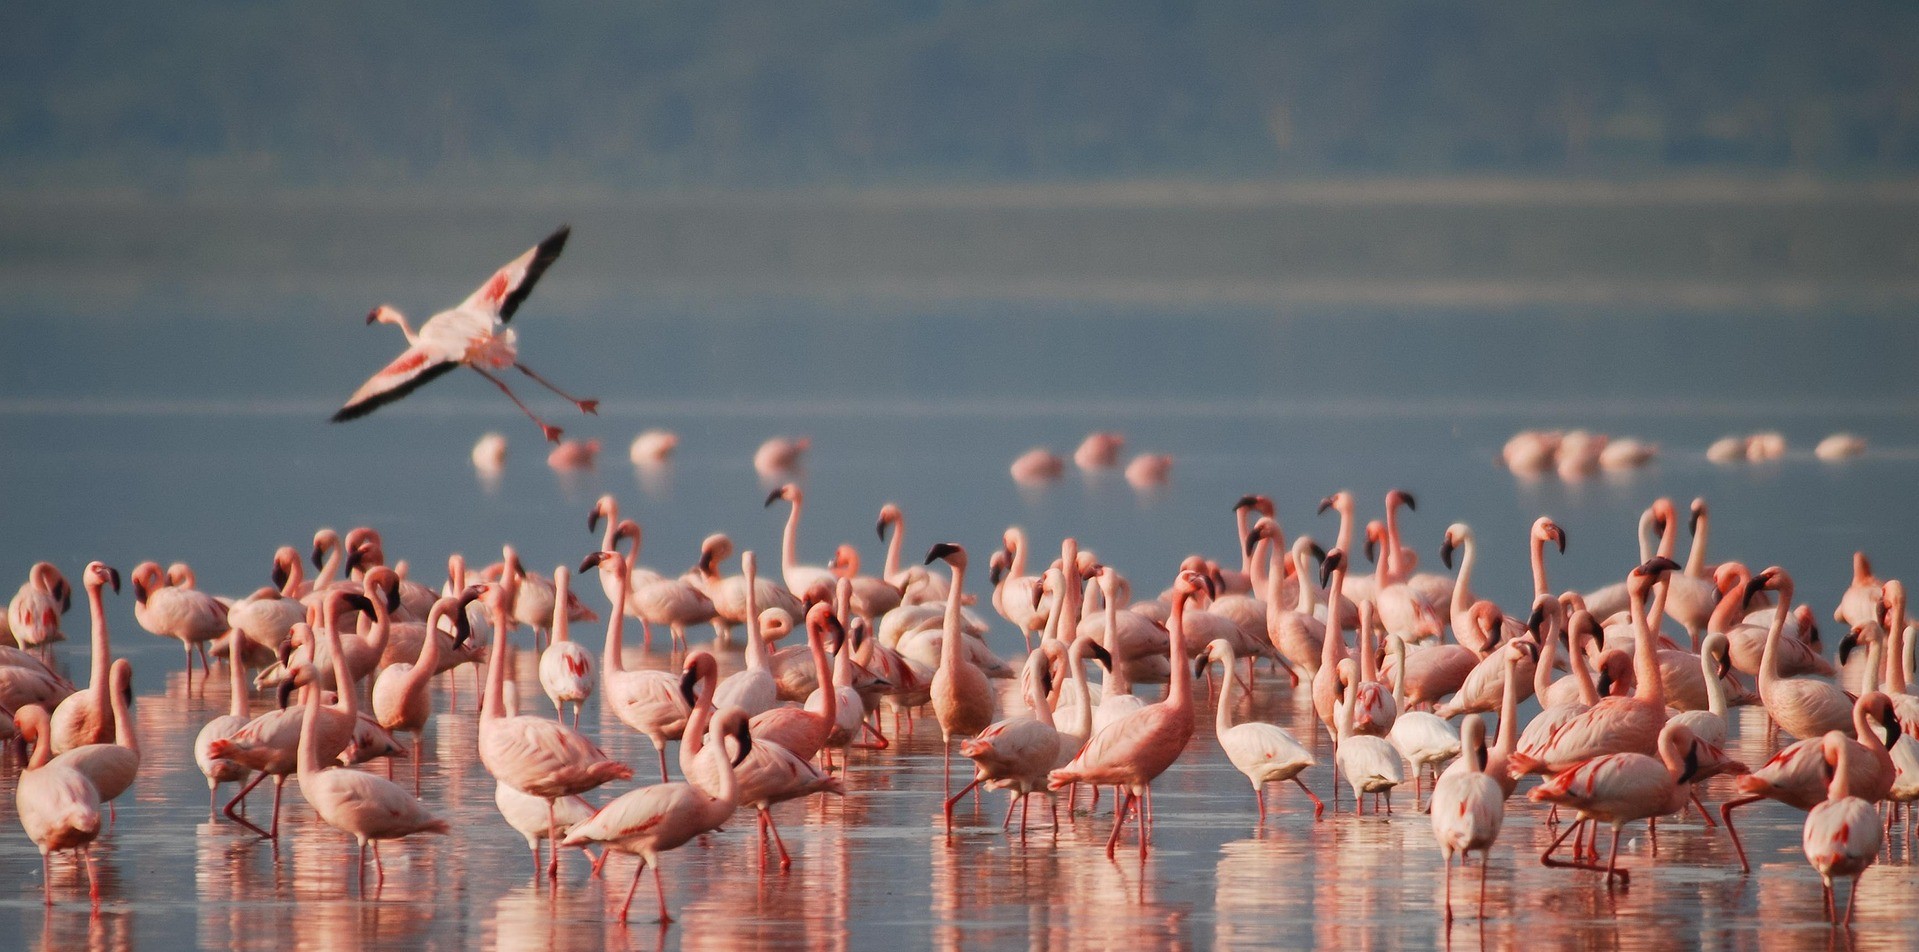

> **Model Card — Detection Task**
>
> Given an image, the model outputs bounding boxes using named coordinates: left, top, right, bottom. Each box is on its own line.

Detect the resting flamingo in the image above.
left=332, top=225, right=594, bottom=442
left=537, top=566, right=595, bottom=726
left=563, top=707, right=750, bottom=922
left=7, top=562, right=70, bottom=654
left=1049, top=570, right=1210, bottom=857
left=1205, top=638, right=1320, bottom=821
left=131, top=561, right=228, bottom=682
left=1430, top=714, right=1504, bottom=921
left=1803, top=732, right=1881, bottom=924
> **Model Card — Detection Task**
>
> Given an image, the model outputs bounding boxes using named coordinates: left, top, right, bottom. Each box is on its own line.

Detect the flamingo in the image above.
left=49, top=562, right=119, bottom=753
left=927, top=543, right=999, bottom=828
left=1430, top=714, right=1504, bottom=921
left=1530, top=719, right=1715, bottom=884
left=476, top=577, right=632, bottom=881
left=1382, top=490, right=1453, bottom=611
left=538, top=566, right=595, bottom=726
left=194, top=622, right=256, bottom=815
left=1387, top=633, right=1463, bottom=807
left=1074, top=431, right=1126, bottom=470
left=1223, top=495, right=1277, bottom=596
left=1752, top=567, right=1854, bottom=741
left=292, top=660, right=448, bottom=891
left=1204, top=638, right=1320, bottom=821
left=630, top=429, right=679, bottom=463
left=13, top=705, right=102, bottom=906
left=7, top=562, right=70, bottom=654
left=713, top=552, right=779, bottom=718
left=493, top=679, right=601, bottom=879
left=1010, top=448, right=1065, bottom=485
left=1309, top=550, right=1356, bottom=742
left=764, top=483, right=836, bottom=596
left=682, top=650, right=842, bottom=869
left=694, top=534, right=804, bottom=644
left=1804, top=732, right=1882, bottom=924
left=1049, top=570, right=1211, bottom=857
left=1834, top=552, right=1883, bottom=629
left=563, top=707, right=751, bottom=922
left=587, top=498, right=663, bottom=603
left=131, top=561, right=228, bottom=682
left=1720, top=692, right=1899, bottom=872
left=48, top=658, right=139, bottom=822
left=221, top=547, right=307, bottom=667
left=576, top=551, right=686, bottom=782
left=754, top=436, right=809, bottom=477
left=373, top=592, right=477, bottom=792
left=332, top=225, right=594, bottom=442
left=1264, top=533, right=1327, bottom=679
left=828, top=545, right=904, bottom=620
left=1335, top=657, right=1404, bottom=814
left=951, top=649, right=1065, bottom=835
left=875, top=503, right=947, bottom=606
left=1510, top=558, right=1679, bottom=777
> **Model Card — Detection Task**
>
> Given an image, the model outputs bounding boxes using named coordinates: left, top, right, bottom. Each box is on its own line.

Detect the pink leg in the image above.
left=653, top=863, right=674, bottom=924
left=1106, top=791, right=1136, bottom=859
left=764, top=809, right=793, bottom=870
left=1720, top=794, right=1762, bottom=873
left=473, top=366, right=562, bottom=442
left=515, top=362, right=598, bottom=415
left=1294, top=778, right=1326, bottom=820
left=619, top=860, right=644, bottom=920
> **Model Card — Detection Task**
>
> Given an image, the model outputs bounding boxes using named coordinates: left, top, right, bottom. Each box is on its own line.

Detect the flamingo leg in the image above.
left=1294, top=777, right=1326, bottom=820
left=223, top=772, right=270, bottom=837
left=269, top=775, right=288, bottom=839
left=42, top=852, right=51, bottom=907
left=653, top=862, right=674, bottom=924
left=656, top=745, right=670, bottom=783
left=1720, top=793, right=1763, bottom=873
left=1254, top=785, right=1267, bottom=825
left=373, top=841, right=385, bottom=886
left=945, top=778, right=983, bottom=827
left=514, top=362, right=598, bottom=414
left=1690, top=792, right=1716, bottom=827
left=1478, top=847, right=1491, bottom=917
left=1540, top=818, right=1609, bottom=874
left=764, top=809, right=793, bottom=870
left=1002, top=794, right=1019, bottom=831
left=1443, top=852, right=1453, bottom=922
left=619, top=859, right=644, bottom=920
left=84, top=844, right=99, bottom=906
left=473, top=366, right=563, bottom=442
left=1106, top=790, right=1136, bottom=859
left=1604, top=824, right=1629, bottom=885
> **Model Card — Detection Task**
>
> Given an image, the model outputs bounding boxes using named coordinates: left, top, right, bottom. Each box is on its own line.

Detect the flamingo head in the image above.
left=680, top=651, right=717, bottom=706
left=1688, top=498, right=1709, bottom=535
left=1533, top=517, right=1567, bottom=554
left=1439, top=523, right=1470, bottom=569
left=587, top=494, right=618, bottom=534
left=361, top=567, right=402, bottom=614
left=764, top=483, right=801, bottom=508
left=876, top=504, right=903, bottom=541
left=1362, top=522, right=1385, bottom=565
left=83, top=561, right=120, bottom=595
left=310, top=528, right=340, bottom=570
left=130, top=562, right=166, bottom=605
left=1233, top=494, right=1275, bottom=518
left=366, top=305, right=404, bottom=327
left=696, top=534, right=732, bottom=578
left=1318, top=549, right=1347, bottom=588
left=1244, top=517, right=1278, bottom=557
left=829, top=545, right=859, bottom=579
left=925, top=542, right=965, bottom=568
left=1316, top=491, right=1352, bottom=517
left=1386, top=489, right=1416, bottom=513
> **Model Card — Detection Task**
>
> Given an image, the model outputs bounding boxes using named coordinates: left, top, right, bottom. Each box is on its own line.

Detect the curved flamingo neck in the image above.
left=810, top=620, right=836, bottom=727
left=109, top=664, right=137, bottom=755
left=1634, top=508, right=1655, bottom=563
left=280, top=556, right=305, bottom=597
left=1101, top=577, right=1133, bottom=695
left=1699, top=634, right=1729, bottom=716
left=780, top=497, right=805, bottom=589
left=228, top=624, right=249, bottom=718
left=1384, top=504, right=1410, bottom=579
left=1452, top=531, right=1477, bottom=617
left=882, top=516, right=904, bottom=580
left=1654, top=508, right=1678, bottom=560
left=1758, top=578, right=1794, bottom=689
left=1828, top=741, right=1856, bottom=800
left=1006, top=531, right=1028, bottom=578
left=408, top=604, right=450, bottom=695
left=1533, top=612, right=1558, bottom=701
left=25, top=712, right=53, bottom=770
left=1292, top=549, right=1317, bottom=618
left=1570, top=620, right=1600, bottom=705
left=321, top=604, right=357, bottom=722
left=1321, top=569, right=1348, bottom=673
left=1216, top=645, right=1240, bottom=736
left=742, top=557, right=770, bottom=672
left=1529, top=532, right=1550, bottom=598
left=1247, top=536, right=1270, bottom=595
left=1165, top=590, right=1193, bottom=711
left=1852, top=698, right=1887, bottom=757
left=1887, top=588, right=1909, bottom=694
left=297, top=664, right=325, bottom=777
left=1495, top=648, right=1520, bottom=754
left=482, top=598, right=511, bottom=722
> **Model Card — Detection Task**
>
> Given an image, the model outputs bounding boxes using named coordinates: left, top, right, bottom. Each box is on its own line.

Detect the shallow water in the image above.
left=3, top=196, right=1919, bottom=949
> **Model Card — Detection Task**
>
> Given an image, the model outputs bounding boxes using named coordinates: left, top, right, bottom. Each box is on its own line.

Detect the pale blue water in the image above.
left=2, top=195, right=1918, bottom=949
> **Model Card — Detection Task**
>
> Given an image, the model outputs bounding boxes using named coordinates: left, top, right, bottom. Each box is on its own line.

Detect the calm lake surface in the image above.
left=2, top=190, right=1918, bottom=949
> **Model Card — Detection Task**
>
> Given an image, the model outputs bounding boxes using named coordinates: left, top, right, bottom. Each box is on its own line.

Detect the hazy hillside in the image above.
left=5, top=1, right=1918, bottom=193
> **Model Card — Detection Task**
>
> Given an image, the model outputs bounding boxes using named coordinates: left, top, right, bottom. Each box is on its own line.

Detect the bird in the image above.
left=1430, top=714, right=1504, bottom=922
left=1334, top=658, right=1405, bottom=814
left=629, top=429, right=679, bottom=464
left=1205, top=638, right=1320, bottom=822
left=48, top=562, right=120, bottom=753
left=476, top=577, right=632, bottom=881
left=1529, top=720, right=1716, bottom=885
left=764, top=483, right=837, bottom=596
left=13, top=705, right=102, bottom=907
left=951, top=649, right=1064, bottom=835
left=48, top=658, right=140, bottom=822
left=130, top=561, right=228, bottom=683
left=493, top=679, right=602, bottom=879
left=8, top=562, right=70, bottom=654
left=712, top=552, right=780, bottom=717
left=1803, top=731, right=1882, bottom=924
left=194, top=623, right=257, bottom=815
left=1049, top=570, right=1210, bottom=857
left=537, top=566, right=595, bottom=727
left=581, top=551, right=690, bottom=781
left=927, top=543, right=1000, bottom=830
left=372, top=592, right=478, bottom=792
left=292, top=661, right=448, bottom=891
left=1752, top=567, right=1854, bottom=741
left=563, top=707, right=751, bottom=922
left=332, top=225, right=593, bottom=442
left=754, top=436, right=809, bottom=478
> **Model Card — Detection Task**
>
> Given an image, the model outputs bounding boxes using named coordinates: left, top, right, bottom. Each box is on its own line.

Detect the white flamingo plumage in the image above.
left=1803, top=732, right=1882, bottom=924
left=1206, top=638, right=1320, bottom=821
left=49, top=562, right=120, bottom=754
left=13, top=705, right=102, bottom=907
left=538, top=567, right=595, bottom=726
left=1430, top=714, right=1503, bottom=922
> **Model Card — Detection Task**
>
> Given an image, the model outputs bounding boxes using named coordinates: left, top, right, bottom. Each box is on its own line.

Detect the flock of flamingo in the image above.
left=3, top=486, right=1913, bottom=929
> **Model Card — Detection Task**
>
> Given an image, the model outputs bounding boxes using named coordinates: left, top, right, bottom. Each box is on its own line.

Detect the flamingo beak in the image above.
left=1440, top=538, right=1456, bottom=570
left=1838, top=630, right=1859, bottom=666
left=925, top=542, right=962, bottom=565
left=1551, top=525, right=1567, bottom=553
left=731, top=721, right=754, bottom=767
left=876, top=517, right=889, bottom=541
left=1316, top=496, right=1335, bottom=516
left=277, top=680, right=297, bottom=710
left=763, top=489, right=783, bottom=508
left=578, top=552, right=605, bottom=574
left=1087, top=642, right=1113, bottom=669
left=311, top=542, right=326, bottom=570
left=679, top=667, right=700, bottom=707
left=364, top=308, right=380, bottom=326
left=106, top=567, right=121, bottom=594
left=1233, top=494, right=1260, bottom=512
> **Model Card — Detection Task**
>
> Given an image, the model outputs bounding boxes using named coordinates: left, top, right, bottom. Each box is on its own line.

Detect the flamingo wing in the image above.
left=331, top=348, right=459, bottom=422
left=458, top=225, right=570, bottom=324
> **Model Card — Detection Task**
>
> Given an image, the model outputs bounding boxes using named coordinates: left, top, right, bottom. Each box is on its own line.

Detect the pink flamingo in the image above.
left=1803, top=732, right=1882, bottom=924
left=221, top=547, right=306, bottom=667
left=13, top=705, right=102, bottom=906
left=765, top=483, right=837, bottom=595
left=493, top=679, right=601, bottom=879
left=927, top=543, right=999, bottom=829
left=7, top=563, right=71, bottom=655
left=194, top=623, right=255, bottom=815
left=1529, top=719, right=1716, bottom=884
left=477, top=578, right=632, bottom=880
left=1834, top=552, right=1883, bottom=629
left=333, top=226, right=594, bottom=442
left=1309, top=550, right=1355, bottom=741
left=1430, top=714, right=1504, bottom=921
left=538, top=567, right=595, bottom=726
left=952, top=649, right=1065, bottom=835
left=563, top=707, right=750, bottom=922
left=1048, top=570, right=1210, bottom=857
left=293, top=658, right=448, bottom=891
left=1206, top=638, right=1319, bottom=821
left=1334, top=657, right=1404, bottom=814
left=749, top=603, right=843, bottom=763
left=754, top=436, right=809, bottom=477
left=131, top=561, right=228, bottom=683
left=373, top=593, right=477, bottom=792
left=1751, top=567, right=1854, bottom=741
left=48, top=562, right=119, bottom=753
left=48, top=659, right=139, bottom=823
left=713, top=552, right=780, bottom=717
left=1720, top=692, right=1899, bottom=871
left=579, top=551, right=689, bottom=781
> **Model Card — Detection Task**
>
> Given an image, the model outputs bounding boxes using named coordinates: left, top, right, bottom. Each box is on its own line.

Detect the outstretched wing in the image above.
left=331, top=348, right=459, bottom=422
left=458, top=225, right=570, bottom=324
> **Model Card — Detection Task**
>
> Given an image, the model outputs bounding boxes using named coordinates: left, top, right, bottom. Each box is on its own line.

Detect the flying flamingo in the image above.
left=13, top=705, right=102, bottom=906
left=332, top=225, right=594, bottom=442
left=292, top=660, right=449, bottom=891
left=1430, top=714, right=1504, bottom=921
left=373, top=592, right=477, bottom=792
left=48, top=562, right=119, bottom=753
left=579, top=551, right=689, bottom=781
left=1204, top=638, right=1320, bottom=821
left=1048, top=570, right=1210, bottom=857
left=563, top=707, right=751, bottom=922
left=1803, top=732, right=1882, bottom=924
left=927, top=543, right=999, bottom=829
left=1529, top=719, right=1716, bottom=884
left=477, top=578, right=632, bottom=881
left=538, top=566, right=595, bottom=726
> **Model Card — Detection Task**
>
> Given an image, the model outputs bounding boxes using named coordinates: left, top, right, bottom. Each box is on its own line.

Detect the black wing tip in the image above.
left=330, top=361, right=458, bottom=423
